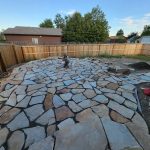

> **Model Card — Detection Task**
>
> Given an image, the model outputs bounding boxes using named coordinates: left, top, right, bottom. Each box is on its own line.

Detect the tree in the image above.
left=116, top=29, right=124, bottom=36
left=63, top=5, right=110, bottom=43
left=141, top=25, right=150, bottom=36
left=39, top=19, right=54, bottom=28
left=54, top=14, right=65, bottom=29
left=83, top=5, right=110, bottom=42
left=127, top=32, right=138, bottom=39
left=63, top=12, right=84, bottom=42
left=0, top=30, right=5, bottom=42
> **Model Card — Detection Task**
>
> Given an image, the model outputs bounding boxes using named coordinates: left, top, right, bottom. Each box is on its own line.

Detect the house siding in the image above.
left=5, top=34, right=62, bottom=45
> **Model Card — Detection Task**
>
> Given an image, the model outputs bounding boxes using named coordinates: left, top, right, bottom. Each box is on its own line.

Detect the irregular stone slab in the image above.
left=0, top=96, right=7, bottom=103
left=55, top=118, right=107, bottom=150
left=94, top=88, right=102, bottom=94
left=92, top=104, right=109, bottom=117
left=24, top=126, right=46, bottom=148
left=101, top=117, right=142, bottom=150
left=102, top=87, right=116, bottom=93
left=27, top=84, right=45, bottom=92
left=56, top=88, right=70, bottom=94
left=47, top=125, right=56, bottom=136
left=76, top=108, right=98, bottom=122
left=78, top=100, right=98, bottom=108
left=122, top=92, right=137, bottom=103
left=120, top=84, right=135, bottom=92
left=58, top=118, right=75, bottom=130
left=16, top=95, right=26, bottom=102
left=131, top=112, right=149, bottom=134
left=83, top=81, right=93, bottom=89
left=53, top=95, right=65, bottom=108
left=124, top=100, right=137, bottom=110
left=106, top=82, right=119, bottom=90
left=72, top=93, right=87, bottom=103
left=68, top=101, right=82, bottom=112
left=44, top=94, right=53, bottom=111
left=110, top=110, right=129, bottom=123
left=83, top=89, right=96, bottom=99
left=29, top=95, right=45, bottom=105
left=126, top=122, right=150, bottom=150
left=89, top=81, right=96, bottom=88
left=24, top=104, right=44, bottom=121
left=15, top=85, right=26, bottom=95
left=22, top=80, right=36, bottom=85
left=97, top=81, right=109, bottom=87
left=92, top=95, right=108, bottom=104
left=105, top=93, right=125, bottom=104
left=0, top=108, right=20, bottom=124
left=7, top=112, right=29, bottom=131
left=5, top=93, right=17, bottom=106
left=8, top=130, right=24, bottom=150
left=55, top=106, right=74, bottom=121
left=108, top=101, right=134, bottom=119
left=36, top=109, right=55, bottom=125
left=105, top=77, right=117, bottom=83
left=0, top=106, right=11, bottom=117
left=48, top=82, right=64, bottom=88
left=0, top=128, right=9, bottom=147
left=16, top=96, right=31, bottom=108
left=47, top=88, right=56, bottom=94
left=60, top=93, right=72, bottom=101
left=28, top=136, right=54, bottom=150
left=68, top=83, right=78, bottom=89
left=64, top=80, right=75, bottom=86
left=0, top=85, right=17, bottom=98
left=71, top=89, right=85, bottom=94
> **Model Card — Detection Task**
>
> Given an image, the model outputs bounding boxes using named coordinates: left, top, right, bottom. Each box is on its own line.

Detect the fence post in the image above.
left=0, top=52, right=7, bottom=72
left=12, top=45, right=19, bottom=64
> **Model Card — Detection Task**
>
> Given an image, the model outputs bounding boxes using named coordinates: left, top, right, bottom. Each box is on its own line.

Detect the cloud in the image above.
left=60, top=9, right=76, bottom=16
left=119, top=13, right=150, bottom=35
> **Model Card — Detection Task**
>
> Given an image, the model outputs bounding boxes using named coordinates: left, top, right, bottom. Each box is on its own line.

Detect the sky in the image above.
left=0, top=0, right=150, bottom=36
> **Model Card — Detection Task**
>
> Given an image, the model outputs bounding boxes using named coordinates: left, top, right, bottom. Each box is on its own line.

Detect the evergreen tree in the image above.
left=39, top=19, right=54, bottom=28
left=116, top=29, right=124, bottom=36
left=54, top=14, right=65, bottom=29
left=141, top=25, right=150, bottom=36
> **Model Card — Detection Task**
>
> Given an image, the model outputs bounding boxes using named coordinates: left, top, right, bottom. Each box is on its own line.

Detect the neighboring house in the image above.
left=3, top=26, right=62, bottom=45
left=138, top=36, right=150, bottom=44
left=127, top=36, right=139, bottom=43
left=109, top=36, right=127, bottom=43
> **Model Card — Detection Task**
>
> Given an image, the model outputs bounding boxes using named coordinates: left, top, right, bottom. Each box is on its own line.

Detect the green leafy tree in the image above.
left=63, top=12, right=84, bottom=42
left=63, top=5, right=110, bottom=43
left=0, top=30, right=5, bottom=42
left=39, top=19, right=54, bottom=28
left=83, top=5, right=110, bottom=42
left=141, top=25, right=150, bottom=36
left=54, top=14, right=65, bottom=29
left=116, top=29, right=124, bottom=36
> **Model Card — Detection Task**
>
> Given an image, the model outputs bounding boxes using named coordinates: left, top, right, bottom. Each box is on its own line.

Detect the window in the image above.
left=32, top=38, right=38, bottom=44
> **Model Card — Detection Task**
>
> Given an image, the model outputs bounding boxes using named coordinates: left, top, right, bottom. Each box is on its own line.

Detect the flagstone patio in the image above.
left=0, top=57, right=150, bottom=150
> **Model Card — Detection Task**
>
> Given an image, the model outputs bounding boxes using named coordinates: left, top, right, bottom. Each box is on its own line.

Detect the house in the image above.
left=3, top=26, right=62, bottom=45
left=138, top=36, right=150, bottom=44
left=109, top=36, right=127, bottom=43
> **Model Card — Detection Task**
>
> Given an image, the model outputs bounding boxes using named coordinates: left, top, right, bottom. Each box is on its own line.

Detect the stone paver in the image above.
left=7, top=112, right=29, bottom=131
left=28, top=136, right=54, bottom=150
left=8, top=130, right=25, bottom=150
left=36, top=109, right=55, bottom=125
left=55, top=106, right=74, bottom=121
left=0, top=128, right=9, bottom=147
left=101, top=117, right=143, bottom=150
left=24, top=126, right=46, bottom=148
left=0, top=57, right=149, bottom=149
left=55, top=118, right=107, bottom=150
left=24, top=104, right=44, bottom=121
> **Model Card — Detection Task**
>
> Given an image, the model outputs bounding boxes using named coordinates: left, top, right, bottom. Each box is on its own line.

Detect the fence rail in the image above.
left=0, top=43, right=150, bottom=72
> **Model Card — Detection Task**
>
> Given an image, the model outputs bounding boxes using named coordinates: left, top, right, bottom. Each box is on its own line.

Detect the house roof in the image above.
left=3, top=26, right=62, bottom=36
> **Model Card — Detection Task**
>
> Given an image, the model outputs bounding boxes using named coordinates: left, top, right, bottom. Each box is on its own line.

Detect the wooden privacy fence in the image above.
left=0, top=43, right=150, bottom=71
